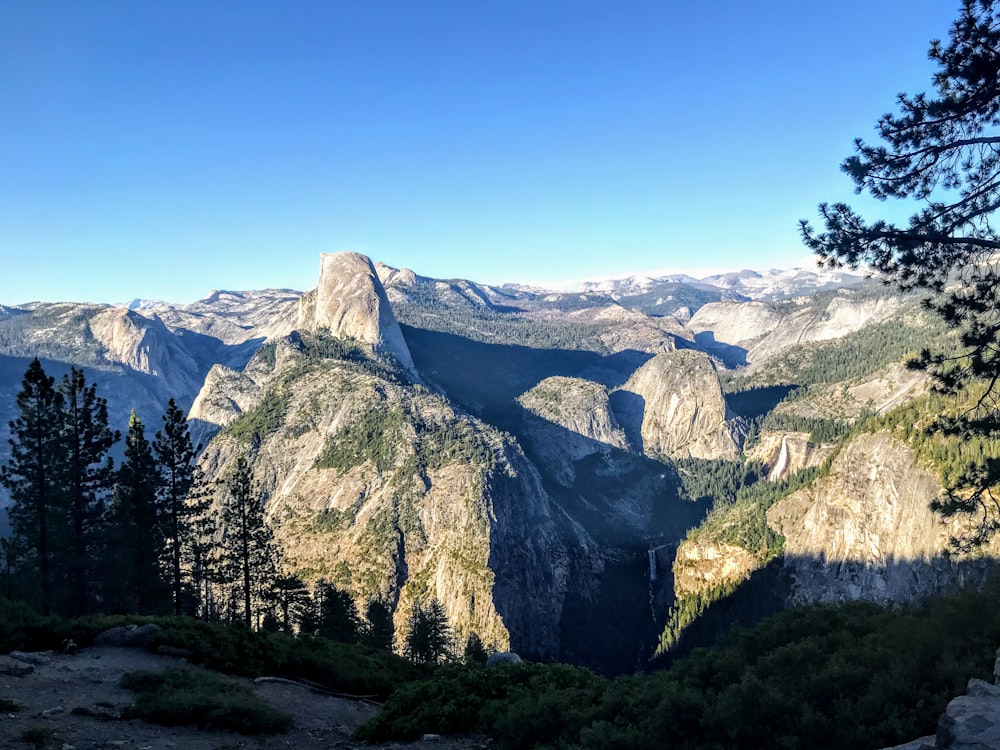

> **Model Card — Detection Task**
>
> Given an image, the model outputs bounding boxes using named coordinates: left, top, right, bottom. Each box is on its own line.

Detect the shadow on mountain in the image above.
left=501, top=405, right=711, bottom=676
left=725, top=384, right=799, bottom=420
left=651, top=559, right=791, bottom=670
left=652, top=551, right=1000, bottom=671
left=693, top=331, right=747, bottom=369
left=399, top=325, right=725, bottom=675
left=401, top=324, right=652, bottom=422
left=608, top=390, right=646, bottom=453
left=780, top=550, right=1000, bottom=604
left=167, top=328, right=265, bottom=373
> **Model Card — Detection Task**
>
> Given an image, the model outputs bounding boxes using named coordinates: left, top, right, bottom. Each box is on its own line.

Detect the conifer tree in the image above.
left=153, top=398, right=205, bottom=615
left=801, top=0, right=1000, bottom=546
left=314, top=581, right=360, bottom=643
left=463, top=631, right=489, bottom=665
left=58, top=367, right=118, bottom=615
left=362, top=598, right=395, bottom=651
left=218, top=453, right=279, bottom=627
left=404, top=598, right=452, bottom=665
left=272, top=573, right=311, bottom=634
left=0, top=359, right=65, bottom=614
left=107, top=411, right=166, bottom=614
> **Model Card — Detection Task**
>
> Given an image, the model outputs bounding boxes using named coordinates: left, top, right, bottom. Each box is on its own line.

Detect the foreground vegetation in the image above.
left=360, top=576, right=1000, bottom=749
left=2, top=568, right=1000, bottom=749
left=121, top=667, right=293, bottom=734
left=0, top=596, right=420, bottom=700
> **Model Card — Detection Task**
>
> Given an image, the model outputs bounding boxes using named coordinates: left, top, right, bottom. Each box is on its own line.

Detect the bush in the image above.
left=357, top=576, right=1000, bottom=750
left=121, top=667, right=292, bottom=734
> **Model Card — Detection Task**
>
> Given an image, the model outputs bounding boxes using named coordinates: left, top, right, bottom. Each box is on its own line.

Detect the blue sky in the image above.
left=0, top=1, right=960, bottom=304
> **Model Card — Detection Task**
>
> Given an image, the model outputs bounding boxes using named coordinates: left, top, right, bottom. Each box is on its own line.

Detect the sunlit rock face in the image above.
left=296, top=252, right=416, bottom=374
left=767, top=432, right=998, bottom=604
left=195, top=334, right=586, bottom=659
left=745, top=431, right=835, bottom=482
left=673, top=539, right=762, bottom=598
left=688, top=292, right=904, bottom=365
left=613, top=350, right=740, bottom=461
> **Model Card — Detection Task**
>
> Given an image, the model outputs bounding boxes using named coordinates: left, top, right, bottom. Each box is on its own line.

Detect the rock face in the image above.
left=517, top=377, right=629, bottom=485
left=297, top=253, right=415, bottom=374
left=673, top=539, right=761, bottom=598
left=198, top=333, right=586, bottom=658
left=612, top=350, right=740, bottom=461
left=745, top=431, right=835, bottom=482
left=766, top=432, right=996, bottom=604
left=688, top=291, right=904, bottom=364
left=879, top=660, right=1000, bottom=750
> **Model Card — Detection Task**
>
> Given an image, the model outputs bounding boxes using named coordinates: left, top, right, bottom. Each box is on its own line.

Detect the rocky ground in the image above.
left=0, top=646, right=491, bottom=750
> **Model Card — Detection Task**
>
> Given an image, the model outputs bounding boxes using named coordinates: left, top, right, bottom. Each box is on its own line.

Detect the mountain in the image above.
left=0, top=251, right=992, bottom=673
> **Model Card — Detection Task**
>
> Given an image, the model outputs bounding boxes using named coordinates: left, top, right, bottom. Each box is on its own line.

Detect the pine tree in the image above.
left=0, top=359, right=65, bottom=614
left=463, top=631, right=489, bottom=665
left=188, top=500, right=220, bottom=621
left=58, top=367, right=118, bottom=615
left=314, top=581, right=360, bottom=643
left=153, top=398, right=205, bottom=615
left=272, top=573, right=312, bottom=634
left=403, top=598, right=452, bottom=665
left=801, top=0, right=1000, bottom=547
left=218, top=453, right=279, bottom=627
left=362, top=598, right=395, bottom=651
left=107, top=411, right=167, bottom=614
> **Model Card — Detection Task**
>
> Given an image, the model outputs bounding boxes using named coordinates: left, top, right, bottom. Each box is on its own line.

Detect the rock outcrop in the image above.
left=745, top=431, right=835, bottom=482
left=612, top=350, right=740, bottom=461
left=517, top=377, right=628, bottom=485
left=766, top=432, right=997, bottom=604
left=880, top=655, right=1000, bottom=750
left=673, top=539, right=761, bottom=598
left=198, top=333, right=588, bottom=658
left=297, top=253, right=416, bottom=374
left=688, top=291, right=905, bottom=364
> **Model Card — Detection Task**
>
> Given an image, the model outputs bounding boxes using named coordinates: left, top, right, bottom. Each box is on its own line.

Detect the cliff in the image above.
left=297, top=252, right=416, bottom=374
left=197, top=332, right=584, bottom=657
left=516, top=376, right=628, bottom=485
left=688, top=290, right=904, bottom=364
left=745, top=430, right=835, bottom=482
left=612, top=349, right=741, bottom=461
left=766, top=432, right=997, bottom=604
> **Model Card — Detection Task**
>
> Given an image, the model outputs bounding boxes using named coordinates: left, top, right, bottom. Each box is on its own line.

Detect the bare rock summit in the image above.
left=297, top=252, right=416, bottom=373
left=612, top=350, right=741, bottom=461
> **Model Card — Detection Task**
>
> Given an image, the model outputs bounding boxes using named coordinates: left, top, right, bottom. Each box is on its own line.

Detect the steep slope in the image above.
left=688, top=286, right=905, bottom=365
left=516, top=376, right=628, bottom=486
left=745, top=431, right=836, bottom=482
left=197, top=331, right=588, bottom=657
left=612, top=350, right=741, bottom=461
left=766, top=432, right=998, bottom=604
left=297, top=253, right=415, bottom=374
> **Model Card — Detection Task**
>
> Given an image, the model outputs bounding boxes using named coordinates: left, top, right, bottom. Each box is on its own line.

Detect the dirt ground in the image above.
left=0, top=646, right=492, bottom=750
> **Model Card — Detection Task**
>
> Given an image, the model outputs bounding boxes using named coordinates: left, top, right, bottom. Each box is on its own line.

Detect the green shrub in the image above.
left=144, top=617, right=421, bottom=699
left=356, top=576, right=1000, bottom=750
left=121, top=667, right=292, bottom=734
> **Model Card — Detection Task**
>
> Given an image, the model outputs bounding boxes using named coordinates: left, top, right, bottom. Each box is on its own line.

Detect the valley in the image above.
left=0, top=252, right=995, bottom=675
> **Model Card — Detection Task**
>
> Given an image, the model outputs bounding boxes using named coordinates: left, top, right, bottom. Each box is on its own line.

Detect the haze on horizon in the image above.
left=0, top=1, right=957, bottom=304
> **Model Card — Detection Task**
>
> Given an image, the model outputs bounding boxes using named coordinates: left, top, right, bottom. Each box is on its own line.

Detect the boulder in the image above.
left=0, top=654, right=34, bottom=677
left=937, top=694, right=1000, bottom=749
left=8, top=651, right=51, bottom=666
left=485, top=652, right=523, bottom=667
left=92, top=623, right=162, bottom=647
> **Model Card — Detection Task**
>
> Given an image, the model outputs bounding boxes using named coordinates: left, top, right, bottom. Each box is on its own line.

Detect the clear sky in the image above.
left=0, top=0, right=961, bottom=304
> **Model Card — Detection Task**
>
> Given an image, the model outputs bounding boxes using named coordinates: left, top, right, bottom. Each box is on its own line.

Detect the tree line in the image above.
left=0, top=358, right=474, bottom=664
